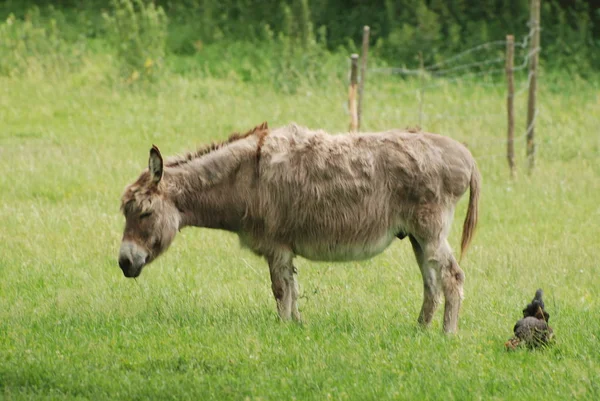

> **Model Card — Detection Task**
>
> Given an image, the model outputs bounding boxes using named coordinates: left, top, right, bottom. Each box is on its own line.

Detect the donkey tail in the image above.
left=460, top=162, right=481, bottom=261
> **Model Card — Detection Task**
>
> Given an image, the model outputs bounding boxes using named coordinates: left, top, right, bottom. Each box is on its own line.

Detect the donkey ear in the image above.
left=148, top=145, right=163, bottom=184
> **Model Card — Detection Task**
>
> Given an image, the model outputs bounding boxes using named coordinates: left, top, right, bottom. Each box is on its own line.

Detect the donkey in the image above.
left=118, top=122, right=480, bottom=333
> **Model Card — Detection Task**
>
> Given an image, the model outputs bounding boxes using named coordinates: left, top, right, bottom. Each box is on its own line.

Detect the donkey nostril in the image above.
left=119, top=257, right=132, bottom=271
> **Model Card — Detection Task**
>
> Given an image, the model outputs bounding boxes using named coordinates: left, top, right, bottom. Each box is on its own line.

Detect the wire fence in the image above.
left=347, top=17, right=542, bottom=175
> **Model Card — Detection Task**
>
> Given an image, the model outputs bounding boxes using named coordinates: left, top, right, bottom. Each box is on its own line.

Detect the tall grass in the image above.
left=0, top=3, right=347, bottom=89
left=0, top=6, right=87, bottom=78
left=102, top=0, right=168, bottom=82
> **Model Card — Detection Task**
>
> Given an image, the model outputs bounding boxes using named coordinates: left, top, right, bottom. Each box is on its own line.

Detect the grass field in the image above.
left=1, top=65, right=599, bottom=400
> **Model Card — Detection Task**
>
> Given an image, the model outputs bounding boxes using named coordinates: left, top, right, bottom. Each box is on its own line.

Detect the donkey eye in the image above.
left=139, top=212, right=152, bottom=219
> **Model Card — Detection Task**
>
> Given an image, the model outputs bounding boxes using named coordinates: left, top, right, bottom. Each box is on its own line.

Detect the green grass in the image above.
left=1, top=63, right=599, bottom=400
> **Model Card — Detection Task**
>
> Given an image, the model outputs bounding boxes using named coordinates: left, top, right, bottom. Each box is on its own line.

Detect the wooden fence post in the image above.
left=506, top=35, right=515, bottom=178
left=349, top=53, right=359, bottom=132
left=357, top=25, right=370, bottom=131
left=526, top=0, right=541, bottom=172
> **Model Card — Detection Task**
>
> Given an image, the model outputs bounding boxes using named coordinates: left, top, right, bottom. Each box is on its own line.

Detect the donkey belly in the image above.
left=293, top=231, right=397, bottom=262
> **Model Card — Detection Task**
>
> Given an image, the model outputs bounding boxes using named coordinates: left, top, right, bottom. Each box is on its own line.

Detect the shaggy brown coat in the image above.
left=119, top=122, right=480, bottom=333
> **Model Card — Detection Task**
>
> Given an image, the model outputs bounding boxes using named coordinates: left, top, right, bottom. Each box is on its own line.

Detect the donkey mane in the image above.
left=120, top=122, right=269, bottom=213
left=165, top=122, right=269, bottom=168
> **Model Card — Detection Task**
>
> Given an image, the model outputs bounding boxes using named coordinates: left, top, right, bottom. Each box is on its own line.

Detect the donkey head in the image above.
left=118, top=145, right=180, bottom=278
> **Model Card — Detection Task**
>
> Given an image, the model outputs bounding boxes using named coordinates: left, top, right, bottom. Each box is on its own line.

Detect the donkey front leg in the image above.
left=267, top=250, right=301, bottom=322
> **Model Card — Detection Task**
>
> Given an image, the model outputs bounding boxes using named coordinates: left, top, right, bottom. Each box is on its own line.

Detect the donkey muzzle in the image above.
left=118, top=241, right=148, bottom=278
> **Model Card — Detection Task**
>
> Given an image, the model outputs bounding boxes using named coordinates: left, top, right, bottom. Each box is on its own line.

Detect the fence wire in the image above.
left=371, top=45, right=539, bottom=78
left=425, top=40, right=507, bottom=71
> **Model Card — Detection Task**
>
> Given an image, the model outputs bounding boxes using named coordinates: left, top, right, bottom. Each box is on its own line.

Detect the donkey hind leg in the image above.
left=267, top=250, right=301, bottom=322
left=441, top=247, right=464, bottom=334
left=421, top=239, right=465, bottom=333
left=410, top=235, right=442, bottom=328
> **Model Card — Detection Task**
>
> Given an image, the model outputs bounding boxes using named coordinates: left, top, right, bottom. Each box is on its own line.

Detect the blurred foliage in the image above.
left=167, top=25, right=344, bottom=93
left=0, top=0, right=598, bottom=83
left=158, top=0, right=599, bottom=72
left=102, top=0, right=168, bottom=83
left=0, top=6, right=86, bottom=78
